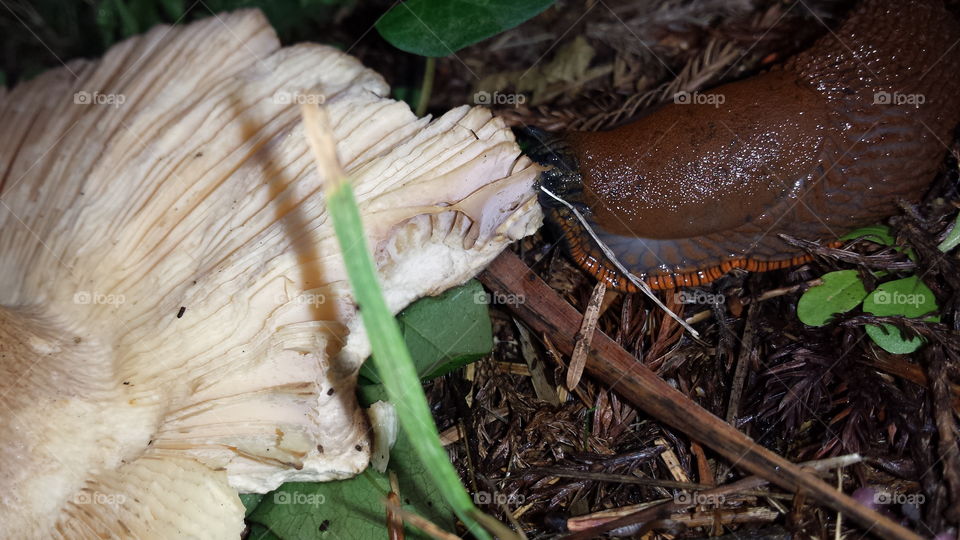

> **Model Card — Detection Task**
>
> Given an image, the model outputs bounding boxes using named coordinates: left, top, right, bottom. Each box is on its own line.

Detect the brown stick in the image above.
left=726, top=302, right=758, bottom=424
left=478, top=251, right=921, bottom=540
left=567, top=281, right=605, bottom=390
left=564, top=454, right=863, bottom=538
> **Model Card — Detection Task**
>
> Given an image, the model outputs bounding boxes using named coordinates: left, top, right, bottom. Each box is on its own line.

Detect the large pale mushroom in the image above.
left=0, top=10, right=541, bottom=537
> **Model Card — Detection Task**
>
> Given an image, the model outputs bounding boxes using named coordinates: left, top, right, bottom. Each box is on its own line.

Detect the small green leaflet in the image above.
left=376, top=0, right=556, bottom=56
left=797, top=270, right=868, bottom=326
left=798, top=271, right=941, bottom=353
left=862, top=276, right=939, bottom=354
left=361, top=280, right=493, bottom=383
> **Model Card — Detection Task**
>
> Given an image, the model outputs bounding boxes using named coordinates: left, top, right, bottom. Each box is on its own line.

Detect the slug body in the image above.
left=533, top=0, right=960, bottom=291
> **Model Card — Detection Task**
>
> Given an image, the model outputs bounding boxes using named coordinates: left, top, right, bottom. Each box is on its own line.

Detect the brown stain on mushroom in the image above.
left=533, top=0, right=960, bottom=291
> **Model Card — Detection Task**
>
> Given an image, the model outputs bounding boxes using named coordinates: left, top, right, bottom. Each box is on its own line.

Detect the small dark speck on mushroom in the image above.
left=319, top=520, right=330, bottom=532
left=194, top=152, right=203, bottom=158
left=176, top=307, right=186, bottom=318
left=73, top=337, right=81, bottom=344
left=123, top=381, right=130, bottom=385
left=316, top=444, right=324, bottom=454
left=354, top=444, right=362, bottom=451
left=326, top=387, right=335, bottom=396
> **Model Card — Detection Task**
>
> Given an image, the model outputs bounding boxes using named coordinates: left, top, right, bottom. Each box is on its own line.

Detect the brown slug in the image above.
left=529, top=0, right=960, bottom=291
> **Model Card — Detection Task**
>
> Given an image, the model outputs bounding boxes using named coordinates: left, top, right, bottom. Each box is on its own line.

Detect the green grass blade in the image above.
left=301, top=103, right=493, bottom=540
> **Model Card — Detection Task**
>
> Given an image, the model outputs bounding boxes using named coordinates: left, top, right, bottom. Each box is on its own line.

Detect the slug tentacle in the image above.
left=531, top=0, right=960, bottom=291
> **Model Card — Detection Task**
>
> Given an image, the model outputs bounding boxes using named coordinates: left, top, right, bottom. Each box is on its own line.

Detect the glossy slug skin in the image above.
left=533, top=0, right=960, bottom=291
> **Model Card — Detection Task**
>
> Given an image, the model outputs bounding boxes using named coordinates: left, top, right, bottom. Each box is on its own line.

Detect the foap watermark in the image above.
left=473, top=290, right=525, bottom=306
left=473, top=90, right=526, bottom=107
left=73, top=291, right=125, bottom=306
left=673, top=91, right=725, bottom=108
left=874, top=91, right=925, bottom=107
left=74, top=91, right=126, bottom=108
left=273, top=90, right=326, bottom=106
left=473, top=491, right=525, bottom=506
left=675, top=490, right=726, bottom=507
left=273, top=491, right=326, bottom=506
left=275, top=292, right=327, bottom=307
left=873, top=289, right=926, bottom=308
left=74, top=490, right=126, bottom=508
left=674, top=289, right=724, bottom=306
left=875, top=491, right=925, bottom=506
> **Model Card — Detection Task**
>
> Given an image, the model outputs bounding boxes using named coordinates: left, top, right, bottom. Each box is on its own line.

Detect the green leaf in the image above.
left=248, top=473, right=386, bottom=540
left=400, top=280, right=492, bottom=379
left=361, top=280, right=493, bottom=383
left=247, top=524, right=282, bottom=540
left=840, top=225, right=895, bottom=246
left=248, top=386, right=455, bottom=540
left=158, top=0, right=185, bottom=20
left=938, top=213, right=960, bottom=253
left=129, top=0, right=162, bottom=35
left=839, top=224, right=918, bottom=261
left=863, top=276, right=939, bottom=354
left=376, top=0, right=555, bottom=57
left=240, top=493, right=265, bottom=517
left=110, top=0, right=140, bottom=37
left=95, top=2, right=119, bottom=48
left=797, top=270, right=869, bottom=326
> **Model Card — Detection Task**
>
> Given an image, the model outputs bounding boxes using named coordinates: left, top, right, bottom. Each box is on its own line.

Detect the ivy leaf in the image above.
left=862, top=276, right=939, bottom=354
left=797, top=270, right=868, bottom=326
left=376, top=0, right=555, bottom=57
left=361, top=280, right=493, bottom=383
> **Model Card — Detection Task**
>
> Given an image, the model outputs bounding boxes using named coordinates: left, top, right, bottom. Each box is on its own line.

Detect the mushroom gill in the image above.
left=0, top=10, right=541, bottom=537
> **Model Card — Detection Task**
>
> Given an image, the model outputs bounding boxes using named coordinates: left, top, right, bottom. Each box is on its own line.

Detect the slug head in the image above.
left=515, top=127, right=589, bottom=216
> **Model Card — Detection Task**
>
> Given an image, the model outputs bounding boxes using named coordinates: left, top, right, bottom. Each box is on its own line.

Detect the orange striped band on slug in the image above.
left=525, top=0, right=960, bottom=292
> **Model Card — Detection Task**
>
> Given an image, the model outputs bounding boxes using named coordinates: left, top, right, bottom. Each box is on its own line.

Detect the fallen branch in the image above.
left=479, top=251, right=920, bottom=540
